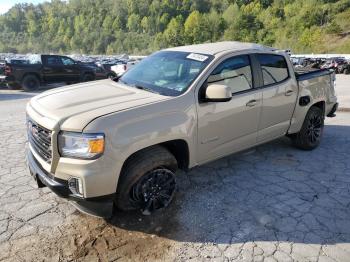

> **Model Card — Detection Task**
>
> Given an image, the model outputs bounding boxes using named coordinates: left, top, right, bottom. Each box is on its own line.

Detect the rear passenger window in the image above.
left=46, top=57, right=63, bottom=66
left=257, top=54, right=289, bottom=85
left=208, top=55, right=252, bottom=94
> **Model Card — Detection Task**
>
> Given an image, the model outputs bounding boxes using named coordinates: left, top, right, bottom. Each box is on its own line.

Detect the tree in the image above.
left=127, top=13, right=141, bottom=32
left=204, top=10, right=226, bottom=42
left=163, top=15, right=184, bottom=46
left=0, top=0, right=349, bottom=54
left=222, top=3, right=239, bottom=25
left=184, top=11, right=208, bottom=44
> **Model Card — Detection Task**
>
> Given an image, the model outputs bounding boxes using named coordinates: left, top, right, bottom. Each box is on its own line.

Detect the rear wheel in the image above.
left=107, top=73, right=116, bottom=79
left=82, top=73, right=95, bottom=82
left=344, top=68, right=350, bottom=75
left=290, top=106, right=324, bottom=150
left=116, top=146, right=178, bottom=214
left=22, top=75, right=40, bottom=91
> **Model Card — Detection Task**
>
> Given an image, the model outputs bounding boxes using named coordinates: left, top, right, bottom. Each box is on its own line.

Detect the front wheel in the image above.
left=116, top=146, right=178, bottom=214
left=107, top=73, right=116, bottom=79
left=290, top=106, right=324, bottom=150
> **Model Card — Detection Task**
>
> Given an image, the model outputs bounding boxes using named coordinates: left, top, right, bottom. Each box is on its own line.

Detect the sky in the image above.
left=0, top=0, right=47, bottom=14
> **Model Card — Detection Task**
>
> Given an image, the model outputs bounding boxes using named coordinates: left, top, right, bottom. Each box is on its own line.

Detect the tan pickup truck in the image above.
left=26, top=42, right=338, bottom=217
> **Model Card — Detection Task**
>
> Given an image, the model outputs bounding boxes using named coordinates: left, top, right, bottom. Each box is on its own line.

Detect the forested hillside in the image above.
left=1, top=0, right=350, bottom=55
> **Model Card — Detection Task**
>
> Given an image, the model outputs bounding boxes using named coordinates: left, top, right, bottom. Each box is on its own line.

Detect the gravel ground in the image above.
left=0, top=80, right=350, bottom=261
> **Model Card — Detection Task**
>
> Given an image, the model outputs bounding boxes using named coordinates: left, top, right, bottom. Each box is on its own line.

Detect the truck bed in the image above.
left=295, top=68, right=333, bottom=81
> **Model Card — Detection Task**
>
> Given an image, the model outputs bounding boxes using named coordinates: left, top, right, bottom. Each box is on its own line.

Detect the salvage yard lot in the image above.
left=0, top=76, right=350, bottom=261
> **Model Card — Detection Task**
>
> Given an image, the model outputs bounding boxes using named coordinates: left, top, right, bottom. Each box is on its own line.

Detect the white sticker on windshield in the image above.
left=186, top=53, right=208, bottom=62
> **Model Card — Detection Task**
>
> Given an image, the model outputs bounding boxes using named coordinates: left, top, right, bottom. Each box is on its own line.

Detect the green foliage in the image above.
left=0, top=0, right=349, bottom=54
left=184, top=11, right=208, bottom=44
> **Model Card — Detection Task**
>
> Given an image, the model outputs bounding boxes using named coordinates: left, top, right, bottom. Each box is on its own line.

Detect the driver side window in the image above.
left=208, top=55, right=252, bottom=94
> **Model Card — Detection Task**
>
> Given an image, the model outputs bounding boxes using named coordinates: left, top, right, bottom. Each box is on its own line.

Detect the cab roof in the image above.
left=166, top=41, right=276, bottom=56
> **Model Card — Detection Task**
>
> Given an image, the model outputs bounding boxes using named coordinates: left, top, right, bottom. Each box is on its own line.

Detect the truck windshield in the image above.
left=119, top=51, right=213, bottom=96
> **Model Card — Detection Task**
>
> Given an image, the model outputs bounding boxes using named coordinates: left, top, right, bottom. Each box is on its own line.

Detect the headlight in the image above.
left=58, top=132, right=105, bottom=159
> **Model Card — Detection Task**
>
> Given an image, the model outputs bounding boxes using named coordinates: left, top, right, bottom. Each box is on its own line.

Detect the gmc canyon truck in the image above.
left=4, top=54, right=97, bottom=91
left=26, top=42, right=338, bottom=217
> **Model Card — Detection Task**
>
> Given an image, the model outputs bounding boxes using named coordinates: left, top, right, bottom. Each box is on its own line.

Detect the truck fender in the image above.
left=22, top=72, right=42, bottom=83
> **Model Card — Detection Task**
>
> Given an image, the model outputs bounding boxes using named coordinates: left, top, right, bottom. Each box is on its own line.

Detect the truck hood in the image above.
left=29, top=79, right=171, bottom=131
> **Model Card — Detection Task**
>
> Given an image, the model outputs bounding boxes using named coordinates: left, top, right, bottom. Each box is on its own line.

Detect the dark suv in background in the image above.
left=4, top=54, right=99, bottom=91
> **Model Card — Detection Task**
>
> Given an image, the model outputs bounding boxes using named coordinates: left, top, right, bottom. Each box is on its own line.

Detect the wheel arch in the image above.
left=22, top=72, right=41, bottom=83
left=120, top=139, right=190, bottom=175
left=311, top=101, right=325, bottom=118
left=288, top=99, right=326, bottom=135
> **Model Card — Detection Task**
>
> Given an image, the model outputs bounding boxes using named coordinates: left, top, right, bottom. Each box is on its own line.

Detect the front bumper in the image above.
left=27, top=149, right=114, bottom=218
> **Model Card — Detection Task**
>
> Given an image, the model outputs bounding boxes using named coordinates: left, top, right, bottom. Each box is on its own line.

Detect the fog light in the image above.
left=68, top=177, right=84, bottom=197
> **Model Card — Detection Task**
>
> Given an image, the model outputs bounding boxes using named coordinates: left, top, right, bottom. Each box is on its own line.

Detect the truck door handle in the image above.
left=285, top=90, right=294, bottom=96
left=246, top=100, right=257, bottom=107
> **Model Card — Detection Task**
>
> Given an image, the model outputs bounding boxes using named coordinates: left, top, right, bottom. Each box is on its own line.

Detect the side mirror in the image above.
left=204, top=84, right=232, bottom=102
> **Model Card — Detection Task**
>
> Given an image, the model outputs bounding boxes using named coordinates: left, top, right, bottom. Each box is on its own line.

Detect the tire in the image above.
left=116, top=146, right=178, bottom=214
left=82, top=73, right=95, bottom=82
left=344, top=68, right=350, bottom=75
left=21, top=75, right=40, bottom=91
left=107, top=73, right=116, bottom=79
left=291, top=106, right=324, bottom=150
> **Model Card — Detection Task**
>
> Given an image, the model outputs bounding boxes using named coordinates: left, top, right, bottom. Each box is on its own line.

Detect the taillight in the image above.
left=4, top=65, right=11, bottom=76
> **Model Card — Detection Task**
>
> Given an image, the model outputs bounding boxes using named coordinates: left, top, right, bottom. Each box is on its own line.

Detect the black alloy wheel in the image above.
left=290, top=106, right=324, bottom=150
left=130, top=168, right=176, bottom=215
left=305, top=113, right=323, bottom=144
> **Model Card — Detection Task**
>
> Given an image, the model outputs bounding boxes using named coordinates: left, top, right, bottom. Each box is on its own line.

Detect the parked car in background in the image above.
left=337, top=60, right=350, bottom=74
left=84, top=62, right=116, bottom=80
left=0, top=60, right=5, bottom=75
left=4, top=54, right=97, bottom=91
left=0, top=60, right=5, bottom=87
left=321, top=57, right=347, bottom=73
left=26, top=41, right=338, bottom=218
left=95, top=61, right=120, bottom=78
left=110, top=59, right=141, bottom=76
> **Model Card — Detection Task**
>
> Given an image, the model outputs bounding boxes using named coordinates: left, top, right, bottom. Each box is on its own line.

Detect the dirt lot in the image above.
left=0, top=77, right=350, bottom=261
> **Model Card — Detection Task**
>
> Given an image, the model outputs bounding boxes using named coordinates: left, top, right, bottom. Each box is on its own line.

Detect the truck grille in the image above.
left=27, top=119, right=52, bottom=163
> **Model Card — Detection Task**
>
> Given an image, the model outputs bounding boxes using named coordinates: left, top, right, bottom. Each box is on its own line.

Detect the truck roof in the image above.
left=166, top=41, right=276, bottom=55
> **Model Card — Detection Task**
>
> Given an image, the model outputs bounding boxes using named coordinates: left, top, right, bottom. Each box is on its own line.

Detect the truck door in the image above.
left=60, top=56, right=80, bottom=82
left=255, top=53, right=298, bottom=143
left=42, top=55, right=65, bottom=83
left=197, top=54, right=262, bottom=164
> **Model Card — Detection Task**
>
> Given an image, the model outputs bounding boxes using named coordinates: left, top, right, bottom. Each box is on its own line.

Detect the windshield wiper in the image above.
left=134, top=85, right=160, bottom=94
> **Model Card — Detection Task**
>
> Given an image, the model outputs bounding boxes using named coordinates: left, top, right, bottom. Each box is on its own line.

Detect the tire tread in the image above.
left=115, top=146, right=177, bottom=211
